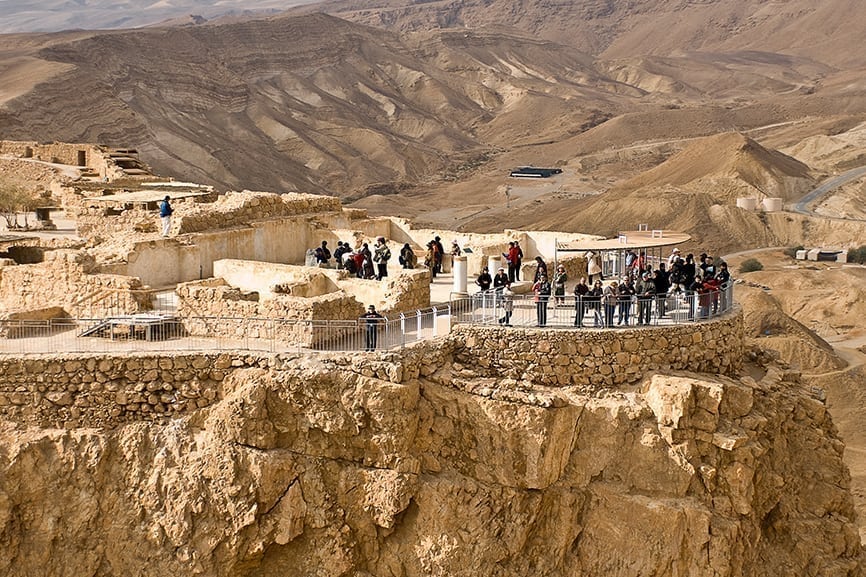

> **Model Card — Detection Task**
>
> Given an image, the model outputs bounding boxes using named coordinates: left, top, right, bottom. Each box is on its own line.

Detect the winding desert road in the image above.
left=792, top=165, right=866, bottom=215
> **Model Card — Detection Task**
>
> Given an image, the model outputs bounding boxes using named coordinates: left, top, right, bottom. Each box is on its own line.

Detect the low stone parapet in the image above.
left=450, top=308, right=744, bottom=389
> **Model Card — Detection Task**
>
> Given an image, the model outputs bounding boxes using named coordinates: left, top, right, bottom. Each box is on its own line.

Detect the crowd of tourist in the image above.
left=312, top=237, right=395, bottom=281
left=478, top=246, right=732, bottom=328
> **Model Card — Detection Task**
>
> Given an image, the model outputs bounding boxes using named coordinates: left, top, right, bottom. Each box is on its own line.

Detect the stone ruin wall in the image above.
left=73, top=202, right=168, bottom=239
left=350, top=269, right=431, bottom=313
left=0, top=353, right=238, bottom=428
left=207, top=259, right=430, bottom=316
left=0, top=345, right=442, bottom=429
left=0, top=140, right=98, bottom=167
left=176, top=191, right=343, bottom=235
left=175, top=280, right=365, bottom=348
left=452, top=309, right=744, bottom=389
left=0, top=250, right=147, bottom=318
left=70, top=190, right=342, bottom=246
left=0, top=141, right=134, bottom=181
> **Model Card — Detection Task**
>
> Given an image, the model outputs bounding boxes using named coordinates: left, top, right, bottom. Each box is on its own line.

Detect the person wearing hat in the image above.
left=492, top=266, right=509, bottom=311
left=361, top=305, right=384, bottom=351
left=553, top=264, right=568, bottom=306
left=159, top=195, right=173, bottom=237
left=667, top=247, right=681, bottom=268
left=451, top=240, right=462, bottom=257
left=493, top=266, right=509, bottom=290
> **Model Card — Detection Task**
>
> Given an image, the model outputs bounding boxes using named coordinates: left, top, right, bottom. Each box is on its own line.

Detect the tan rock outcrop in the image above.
left=0, top=335, right=861, bottom=576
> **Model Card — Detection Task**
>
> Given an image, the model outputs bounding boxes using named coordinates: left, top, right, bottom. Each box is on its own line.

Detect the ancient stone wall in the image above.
left=450, top=309, right=744, bottom=389
left=0, top=250, right=147, bottom=317
left=0, top=140, right=98, bottom=167
left=207, top=259, right=430, bottom=315
left=175, top=279, right=365, bottom=347
left=74, top=204, right=163, bottom=239
left=0, top=352, right=263, bottom=428
left=176, top=190, right=342, bottom=234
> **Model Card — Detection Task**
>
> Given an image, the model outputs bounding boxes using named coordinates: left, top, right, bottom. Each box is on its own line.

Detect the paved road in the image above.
left=792, top=165, right=866, bottom=216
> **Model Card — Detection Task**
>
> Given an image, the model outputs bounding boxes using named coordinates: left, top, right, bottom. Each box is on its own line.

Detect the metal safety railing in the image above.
left=0, top=306, right=451, bottom=355
left=450, top=283, right=735, bottom=328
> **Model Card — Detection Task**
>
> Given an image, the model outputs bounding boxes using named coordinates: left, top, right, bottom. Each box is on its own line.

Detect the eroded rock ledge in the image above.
left=0, top=322, right=861, bottom=576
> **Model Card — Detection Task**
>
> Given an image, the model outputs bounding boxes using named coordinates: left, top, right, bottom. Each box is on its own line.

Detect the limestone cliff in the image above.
left=0, top=338, right=861, bottom=576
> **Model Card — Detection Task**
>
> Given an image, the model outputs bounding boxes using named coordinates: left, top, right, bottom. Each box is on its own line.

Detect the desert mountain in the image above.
left=307, top=0, right=866, bottom=68
left=0, top=14, right=640, bottom=194
left=519, top=133, right=817, bottom=253
left=1, top=1, right=866, bottom=245
left=615, top=132, right=814, bottom=203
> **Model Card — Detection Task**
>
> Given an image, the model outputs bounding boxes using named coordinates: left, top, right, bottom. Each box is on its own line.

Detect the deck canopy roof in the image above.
left=557, top=229, right=691, bottom=252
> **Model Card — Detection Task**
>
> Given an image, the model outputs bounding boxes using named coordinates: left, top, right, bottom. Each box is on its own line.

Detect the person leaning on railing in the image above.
left=499, top=283, right=514, bottom=326
left=715, top=261, right=731, bottom=312
left=636, top=272, right=655, bottom=326
left=573, top=277, right=589, bottom=327
left=587, top=280, right=604, bottom=327
left=532, top=275, right=552, bottom=327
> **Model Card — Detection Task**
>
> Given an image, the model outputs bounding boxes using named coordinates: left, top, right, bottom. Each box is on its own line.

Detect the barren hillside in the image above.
left=307, top=0, right=866, bottom=68
left=0, top=0, right=865, bottom=227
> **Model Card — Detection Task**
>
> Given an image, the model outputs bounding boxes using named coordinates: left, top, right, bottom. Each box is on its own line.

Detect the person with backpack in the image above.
left=432, top=236, right=444, bottom=274
left=333, top=241, right=348, bottom=269
left=636, top=273, right=655, bottom=325
left=373, top=237, right=391, bottom=280
left=399, top=243, right=417, bottom=269
left=315, top=240, right=331, bottom=267
left=500, top=283, right=514, bottom=326
left=553, top=264, right=567, bottom=305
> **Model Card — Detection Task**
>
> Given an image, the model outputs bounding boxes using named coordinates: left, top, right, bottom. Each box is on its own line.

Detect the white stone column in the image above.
left=487, top=255, right=500, bottom=273
left=453, top=256, right=468, bottom=295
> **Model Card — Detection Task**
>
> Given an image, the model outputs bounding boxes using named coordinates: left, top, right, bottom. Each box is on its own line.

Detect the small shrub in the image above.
left=848, top=245, right=866, bottom=264
left=739, top=258, right=764, bottom=273
left=783, top=245, right=804, bottom=259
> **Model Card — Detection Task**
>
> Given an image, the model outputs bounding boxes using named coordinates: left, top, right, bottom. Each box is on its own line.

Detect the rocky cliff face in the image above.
left=0, top=340, right=861, bottom=576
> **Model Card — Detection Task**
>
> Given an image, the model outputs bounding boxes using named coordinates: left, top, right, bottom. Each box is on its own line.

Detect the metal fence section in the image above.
left=451, top=283, right=735, bottom=328
left=0, top=307, right=451, bottom=355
